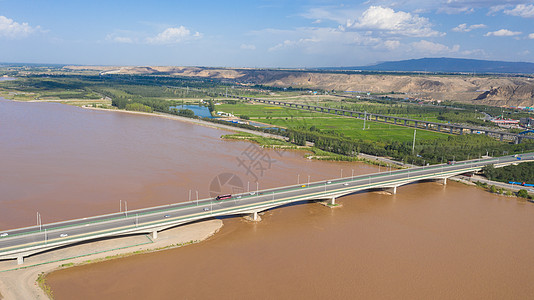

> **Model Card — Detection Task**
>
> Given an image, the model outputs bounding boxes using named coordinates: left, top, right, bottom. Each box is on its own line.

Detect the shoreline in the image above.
left=83, top=106, right=291, bottom=142
left=0, top=219, right=223, bottom=300
left=84, top=106, right=406, bottom=167
left=1, top=97, right=407, bottom=167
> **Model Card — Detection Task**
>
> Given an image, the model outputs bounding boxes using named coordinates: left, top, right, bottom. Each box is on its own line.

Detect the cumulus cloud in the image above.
left=485, top=29, right=522, bottom=37
left=366, top=1, right=532, bottom=15
left=240, top=44, right=256, bottom=50
left=411, top=40, right=460, bottom=54
left=452, top=23, right=486, bottom=32
left=146, top=26, right=201, bottom=44
left=503, top=4, right=534, bottom=18
left=0, top=15, right=40, bottom=38
left=348, top=6, right=441, bottom=37
left=528, top=33, right=534, bottom=39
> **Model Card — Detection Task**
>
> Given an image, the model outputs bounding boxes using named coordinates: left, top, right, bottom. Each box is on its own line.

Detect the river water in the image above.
left=2, top=98, right=534, bottom=299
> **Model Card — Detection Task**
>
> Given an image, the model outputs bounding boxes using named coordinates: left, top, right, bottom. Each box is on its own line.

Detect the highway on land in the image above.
left=1, top=153, right=533, bottom=260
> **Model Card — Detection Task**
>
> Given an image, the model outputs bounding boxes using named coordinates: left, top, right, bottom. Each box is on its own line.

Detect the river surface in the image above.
left=0, top=98, right=367, bottom=230
left=2, top=98, right=534, bottom=299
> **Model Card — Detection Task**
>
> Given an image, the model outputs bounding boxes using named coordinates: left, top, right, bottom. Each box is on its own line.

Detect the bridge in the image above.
left=1, top=153, right=533, bottom=265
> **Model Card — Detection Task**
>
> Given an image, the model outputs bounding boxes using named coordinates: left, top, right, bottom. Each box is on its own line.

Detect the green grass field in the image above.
left=263, top=115, right=448, bottom=143
left=217, top=102, right=449, bottom=143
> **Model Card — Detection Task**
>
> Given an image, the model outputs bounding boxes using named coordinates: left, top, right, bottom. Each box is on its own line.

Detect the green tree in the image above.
left=517, top=189, right=529, bottom=199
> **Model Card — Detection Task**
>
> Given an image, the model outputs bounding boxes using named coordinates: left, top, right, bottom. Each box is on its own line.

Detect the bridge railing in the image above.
left=2, top=154, right=532, bottom=256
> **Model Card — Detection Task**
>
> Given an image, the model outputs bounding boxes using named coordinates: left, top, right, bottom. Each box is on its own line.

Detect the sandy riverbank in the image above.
left=83, top=106, right=289, bottom=141
left=0, top=219, right=223, bottom=299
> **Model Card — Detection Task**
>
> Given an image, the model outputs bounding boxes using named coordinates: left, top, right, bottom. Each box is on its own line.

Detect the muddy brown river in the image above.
left=2, top=99, right=534, bottom=299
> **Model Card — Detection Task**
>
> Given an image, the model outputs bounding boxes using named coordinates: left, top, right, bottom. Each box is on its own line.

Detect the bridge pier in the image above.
left=327, top=197, right=337, bottom=206
left=246, top=211, right=261, bottom=222
left=152, top=230, right=158, bottom=239
left=439, top=178, right=447, bottom=185
left=17, top=255, right=24, bottom=265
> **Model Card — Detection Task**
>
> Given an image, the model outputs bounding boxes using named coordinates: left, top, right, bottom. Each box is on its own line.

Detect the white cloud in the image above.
left=383, top=40, right=401, bottom=50
left=348, top=6, right=441, bottom=37
left=460, top=48, right=486, bottom=56
left=269, top=37, right=320, bottom=52
left=485, top=29, right=522, bottom=37
left=366, top=1, right=532, bottom=15
left=503, top=4, right=534, bottom=18
left=470, top=24, right=488, bottom=30
left=528, top=33, right=534, bottom=39
left=411, top=40, right=460, bottom=54
left=452, top=23, right=468, bottom=32
left=146, top=26, right=201, bottom=44
left=240, top=44, right=256, bottom=50
left=0, top=15, right=40, bottom=38
left=114, top=36, right=133, bottom=43
left=452, top=23, right=486, bottom=32
left=261, top=26, right=382, bottom=53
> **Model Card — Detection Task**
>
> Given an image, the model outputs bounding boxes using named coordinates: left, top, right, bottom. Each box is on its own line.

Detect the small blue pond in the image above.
left=169, top=105, right=212, bottom=118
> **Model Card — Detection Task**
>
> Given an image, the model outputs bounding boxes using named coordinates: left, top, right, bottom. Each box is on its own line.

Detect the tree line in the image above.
left=482, top=162, right=534, bottom=184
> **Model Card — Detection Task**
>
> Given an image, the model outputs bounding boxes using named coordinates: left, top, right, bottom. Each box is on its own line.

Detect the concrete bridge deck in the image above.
left=1, top=153, right=533, bottom=264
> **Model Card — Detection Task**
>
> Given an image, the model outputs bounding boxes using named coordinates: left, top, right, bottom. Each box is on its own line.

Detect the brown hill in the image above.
left=64, top=66, right=534, bottom=107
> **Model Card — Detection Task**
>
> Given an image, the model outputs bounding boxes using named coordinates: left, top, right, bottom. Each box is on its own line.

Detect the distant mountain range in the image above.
left=327, top=58, right=534, bottom=74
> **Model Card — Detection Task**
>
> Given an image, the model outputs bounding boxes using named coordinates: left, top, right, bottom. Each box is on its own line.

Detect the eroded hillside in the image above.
left=65, top=65, right=534, bottom=107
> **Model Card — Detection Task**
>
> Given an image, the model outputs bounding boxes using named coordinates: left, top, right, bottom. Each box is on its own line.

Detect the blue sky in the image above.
left=1, top=0, right=533, bottom=67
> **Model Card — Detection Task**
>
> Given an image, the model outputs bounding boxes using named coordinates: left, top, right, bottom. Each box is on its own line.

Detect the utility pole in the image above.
left=37, top=212, right=42, bottom=231
left=412, top=129, right=417, bottom=155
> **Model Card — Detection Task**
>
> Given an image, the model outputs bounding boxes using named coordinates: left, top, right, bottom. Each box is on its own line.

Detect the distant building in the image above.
left=491, top=118, right=519, bottom=125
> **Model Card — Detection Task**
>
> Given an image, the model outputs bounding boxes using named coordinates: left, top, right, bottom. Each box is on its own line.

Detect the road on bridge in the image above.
left=1, top=153, right=533, bottom=263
